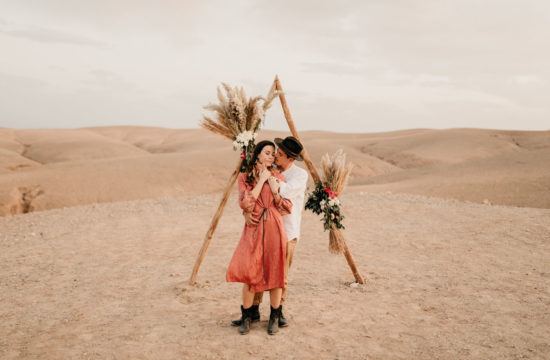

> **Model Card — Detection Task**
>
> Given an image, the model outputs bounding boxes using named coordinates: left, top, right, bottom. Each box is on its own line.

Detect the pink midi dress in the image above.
left=226, top=170, right=292, bottom=292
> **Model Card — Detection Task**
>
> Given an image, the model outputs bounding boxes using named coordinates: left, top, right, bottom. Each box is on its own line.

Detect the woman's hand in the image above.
left=251, top=163, right=271, bottom=199
left=257, top=163, right=271, bottom=183
left=260, top=169, right=271, bottom=183
left=268, top=176, right=280, bottom=193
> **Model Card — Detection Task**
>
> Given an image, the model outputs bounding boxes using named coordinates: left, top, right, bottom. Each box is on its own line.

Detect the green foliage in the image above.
left=305, top=182, right=345, bottom=231
left=239, top=141, right=256, bottom=173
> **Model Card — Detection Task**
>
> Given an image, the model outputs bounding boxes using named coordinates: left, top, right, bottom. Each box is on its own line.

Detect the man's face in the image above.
left=275, top=147, right=290, bottom=167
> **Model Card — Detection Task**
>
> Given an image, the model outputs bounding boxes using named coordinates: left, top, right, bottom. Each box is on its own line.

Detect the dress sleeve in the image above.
left=238, top=173, right=255, bottom=212
left=275, top=173, right=292, bottom=215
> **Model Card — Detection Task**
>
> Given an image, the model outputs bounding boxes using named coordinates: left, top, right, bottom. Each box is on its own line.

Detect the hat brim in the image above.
left=274, top=137, right=304, bottom=161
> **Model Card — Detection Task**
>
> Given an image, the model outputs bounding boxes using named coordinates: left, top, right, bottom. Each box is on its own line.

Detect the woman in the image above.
left=226, top=140, right=292, bottom=335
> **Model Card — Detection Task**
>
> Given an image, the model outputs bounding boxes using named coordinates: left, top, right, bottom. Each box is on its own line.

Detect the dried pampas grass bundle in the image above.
left=305, top=149, right=354, bottom=254
left=321, top=149, right=353, bottom=254
left=321, top=149, right=353, bottom=194
left=329, top=230, right=346, bottom=255
left=200, top=82, right=279, bottom=172
left=200, top=82, right=279, bottom=140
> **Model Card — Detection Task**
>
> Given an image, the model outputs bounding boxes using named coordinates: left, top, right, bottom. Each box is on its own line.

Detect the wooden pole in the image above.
left=341, top=232, right=365, bottom=284
left=189, top=158, right=243, bottom=285
left=274, top=75, right=366, bottom=284
left=274, top=76, right=321, bottom=183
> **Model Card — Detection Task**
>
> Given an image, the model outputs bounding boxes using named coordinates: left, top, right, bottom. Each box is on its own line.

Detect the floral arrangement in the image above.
left=201, top=83, right=278, bottom=172
left=305, top=149, right=353, bottom=253
left=305, top=183, right=344, bottom=231
left=232, top=130, right=258, bottom=163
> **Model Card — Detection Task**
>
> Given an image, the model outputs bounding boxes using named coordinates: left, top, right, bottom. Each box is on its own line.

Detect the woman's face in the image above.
left=256, top=145, right=275, bottom=167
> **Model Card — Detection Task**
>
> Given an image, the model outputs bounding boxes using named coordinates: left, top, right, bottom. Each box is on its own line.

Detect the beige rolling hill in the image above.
left=0, top=126, right=548, bottom=216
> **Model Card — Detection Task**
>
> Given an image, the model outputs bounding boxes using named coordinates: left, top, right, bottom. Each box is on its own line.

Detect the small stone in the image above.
left=350, top=282, right=359, bottom=288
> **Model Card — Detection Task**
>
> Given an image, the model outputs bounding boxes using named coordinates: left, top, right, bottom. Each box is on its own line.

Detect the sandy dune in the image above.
left=0, top=126, right=549, bottom=216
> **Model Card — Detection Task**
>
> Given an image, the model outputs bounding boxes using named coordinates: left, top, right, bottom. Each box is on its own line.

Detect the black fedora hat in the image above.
left=274, top=136, right=304, bottom=161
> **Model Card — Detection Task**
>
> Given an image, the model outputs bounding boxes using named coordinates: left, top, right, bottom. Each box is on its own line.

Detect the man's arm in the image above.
left=243, top=210, right=260, bottom=226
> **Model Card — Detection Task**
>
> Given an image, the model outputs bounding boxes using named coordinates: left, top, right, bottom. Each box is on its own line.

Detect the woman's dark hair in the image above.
left=245, top=140, right=275, bottom=186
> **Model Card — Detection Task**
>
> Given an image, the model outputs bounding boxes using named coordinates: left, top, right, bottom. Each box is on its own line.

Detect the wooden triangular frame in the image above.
left=189, top=75, right=365, bottom=285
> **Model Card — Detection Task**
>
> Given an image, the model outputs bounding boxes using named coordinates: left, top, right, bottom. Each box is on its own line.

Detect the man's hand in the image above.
left=243, top=211, right=260, bottom=226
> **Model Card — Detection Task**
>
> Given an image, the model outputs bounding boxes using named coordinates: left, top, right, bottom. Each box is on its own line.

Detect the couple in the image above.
left=226, top=136, right=308, bottom=335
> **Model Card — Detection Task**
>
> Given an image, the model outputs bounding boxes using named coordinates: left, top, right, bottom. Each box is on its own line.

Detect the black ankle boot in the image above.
left=238, top=305, right=252, bottom=335
left=278, top=305, right=288, bottom=327
left=231, top=304, right=260, bottom=327
left=267, top=306, right=281, bottom=335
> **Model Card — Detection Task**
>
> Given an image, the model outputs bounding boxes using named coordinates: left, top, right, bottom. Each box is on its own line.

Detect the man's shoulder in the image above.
left=294, top=165, right=308, bottom=177
left=287, top=164, right=308, bottom=181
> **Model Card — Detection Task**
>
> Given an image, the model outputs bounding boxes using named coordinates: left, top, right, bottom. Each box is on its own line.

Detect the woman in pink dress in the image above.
left=226, top=140, right=292, bottom=335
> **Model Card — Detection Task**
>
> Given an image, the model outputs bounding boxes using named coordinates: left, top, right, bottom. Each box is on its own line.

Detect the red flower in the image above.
left=324, top=187, right=338, bottom=199
left=240, top=149, right=246, bottom=160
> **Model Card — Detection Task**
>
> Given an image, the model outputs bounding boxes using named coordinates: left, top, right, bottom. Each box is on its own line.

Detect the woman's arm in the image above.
left=238, top=173, right=255, bottom=212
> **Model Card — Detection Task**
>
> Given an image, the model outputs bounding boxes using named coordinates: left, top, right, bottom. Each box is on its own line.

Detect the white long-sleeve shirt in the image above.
left=279, top=163, right=309, bottom=242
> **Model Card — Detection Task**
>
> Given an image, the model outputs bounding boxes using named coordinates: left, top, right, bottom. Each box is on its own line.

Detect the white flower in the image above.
left=328, top=199, right=336, bottom=207
left=319, top=200, right=326, bottom=207
left=233, top=131, right=258, bottom=151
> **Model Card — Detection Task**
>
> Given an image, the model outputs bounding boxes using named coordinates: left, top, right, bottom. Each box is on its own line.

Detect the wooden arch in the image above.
left=189, top=76, right=365, bottom=285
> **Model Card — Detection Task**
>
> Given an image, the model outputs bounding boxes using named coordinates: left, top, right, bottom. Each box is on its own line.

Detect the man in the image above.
left=232, top=136, right=309, bottom=328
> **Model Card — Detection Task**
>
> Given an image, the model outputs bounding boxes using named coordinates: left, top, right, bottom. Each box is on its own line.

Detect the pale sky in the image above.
left=1, top=0, right=548, bottom=132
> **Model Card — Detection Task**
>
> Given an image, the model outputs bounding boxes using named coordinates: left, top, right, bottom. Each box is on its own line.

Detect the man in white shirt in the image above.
left=231, top=136, right=309, bottom=328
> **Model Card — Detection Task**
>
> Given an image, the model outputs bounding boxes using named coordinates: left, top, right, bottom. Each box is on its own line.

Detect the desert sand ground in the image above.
left=1, top=126, right=549, bottom=359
